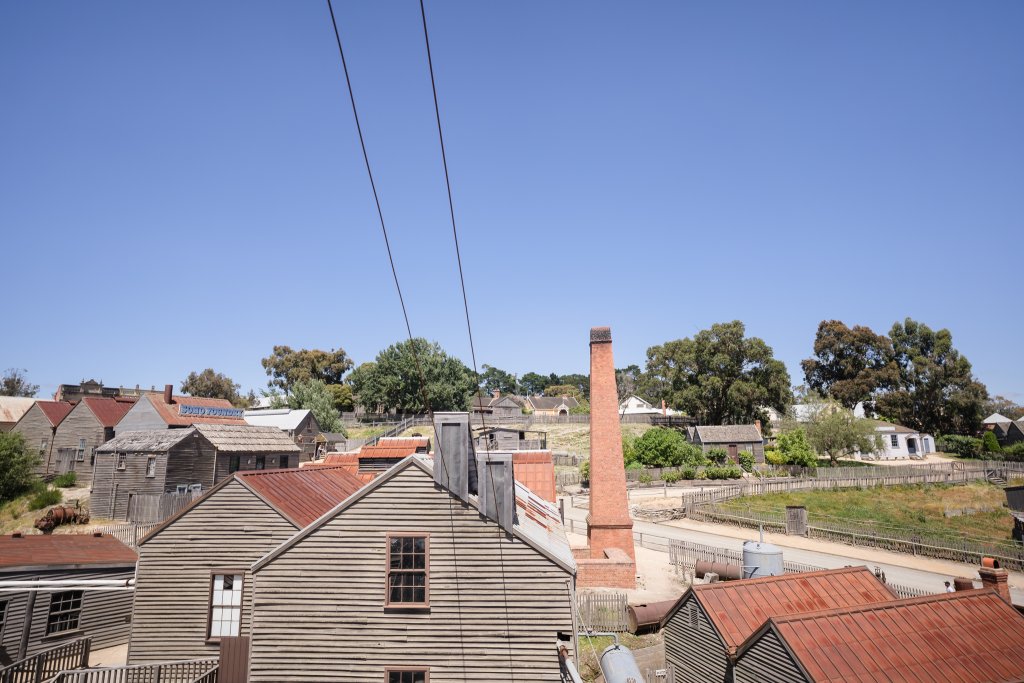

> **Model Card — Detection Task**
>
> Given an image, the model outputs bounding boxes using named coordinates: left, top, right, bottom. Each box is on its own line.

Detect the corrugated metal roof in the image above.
left=194, top=424, right=301, bottom=452
left=238, top=465, right=365, bottom=528
left=359, top=437, right=430, bottom=459
left=96, top=428, right=197, bottom=453
left=680, top=566, right=896, bottom=651
left=694, top=424, right=763, bottom=443
left=0, top=397, right=36, bottom=424
left=748, top=590, right=1024, bottom=682
left=243, top=409, right=312, bottom=431
left=81, top=396, right=138, bottom=427
left=0, top=533, right=137, bottom=571
left=148, top=395, right=248, bottom=427
left=36, top=400, right=75, bottom=427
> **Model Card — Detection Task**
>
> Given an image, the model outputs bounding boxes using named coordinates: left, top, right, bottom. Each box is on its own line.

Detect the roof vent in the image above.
left=11, top=532, right=22, bottom=538
left=432, top=412, right=477, bottom=501
left=477, top=452, right=514, bottom=532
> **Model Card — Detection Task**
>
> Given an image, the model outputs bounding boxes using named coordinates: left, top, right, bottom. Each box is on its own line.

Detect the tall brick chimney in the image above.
left=979, top=558, right=1012, bottom=603
left=587, top=327, right=635, bottom=563
left=163, top=384, right=173, bottom=404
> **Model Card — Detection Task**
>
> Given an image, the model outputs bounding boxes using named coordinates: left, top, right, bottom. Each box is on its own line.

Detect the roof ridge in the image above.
left=768, top=587, right=1000, bottom=623
left=693, top=565, right=868, bottom=591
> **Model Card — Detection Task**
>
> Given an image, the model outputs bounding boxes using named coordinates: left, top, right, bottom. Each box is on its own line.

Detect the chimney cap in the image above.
left=11, top=532, right=22, bottom=538
left=590, top=327, right=612, bottom=344
left=982, top=557, right=1001, bottom=569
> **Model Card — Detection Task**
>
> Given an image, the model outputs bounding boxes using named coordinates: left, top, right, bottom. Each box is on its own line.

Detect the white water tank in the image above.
left=742, top=540, right=784, bottom=579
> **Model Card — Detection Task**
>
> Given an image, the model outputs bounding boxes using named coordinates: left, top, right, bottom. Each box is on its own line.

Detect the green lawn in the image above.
left=717, top=482, right=1015, bottom=543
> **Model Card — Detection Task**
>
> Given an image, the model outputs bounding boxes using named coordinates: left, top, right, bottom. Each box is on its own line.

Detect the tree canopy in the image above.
left=638, top=321, right=791, bottom=424
left=519, top=372, right=551, bottom=396
left=625, top=427, right=707, bottom=468
left=801, top=320, right=898, bottom=410
left=261, top=346, right=353, bottom=393
left=283, top=379, right=344, bottom=433
left=349, top=338, right=476, bottom=413
left=874, top=318, right=988, bottom=436
left=616, top=365, right=642, bottom=399
left=1, top=368, right=38, bottom=397
left=0, top=432, right=39, bottom=503
left=805, top=410, right=881, bottom=466
left=983, top=395, right=1024, bottom=421
left=180, top=369, right=253, bottom=408
left=478, top=365, right=519, bottom=396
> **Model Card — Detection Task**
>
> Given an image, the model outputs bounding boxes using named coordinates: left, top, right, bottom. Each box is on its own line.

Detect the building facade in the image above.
left=242, top=409, right=321, bottom=462
left=11, top=401, right=74, bottom=475
left=50, top=397, right=137, bottom=485
left=688, top=424, right=766, bottom=463
left=115, top=386, right=248, bottom=432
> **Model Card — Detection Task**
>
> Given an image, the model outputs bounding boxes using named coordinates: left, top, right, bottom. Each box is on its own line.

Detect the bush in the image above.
left=777, top=429, right=817, bottom=467
left=626, top=461, right=644, bottom=470
left=630, top=428, right=706, bottom=468
left=53, top=472, right=77, bottom=488
left=982, top=430, right=1002, bottom=454
left=579, top=460, right=590, bottom=480
left=662, top=470, right=682, bottom=484
left=1002, top=443, right=1024, bottom=462
left=738, top=451, right=754, bottom=473
left=638, top=471, right=653, bottom=484
left=707, top=447, right=728, bottom=465
left=28, top=487, right=61, bottom=511
left=681, top=467, right=696, bottom=480
left=937, top=434, right=983, bottom=458
left=704, top=465, right=743, bottom=480
left=0, top=432, right=41, bottom=504
left=764, top=449, right=786, bottom=466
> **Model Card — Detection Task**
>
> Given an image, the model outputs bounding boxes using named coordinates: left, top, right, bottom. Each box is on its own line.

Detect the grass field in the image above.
left=717, top=481, right=1015, bottom=543
left=400, top=421, right=653, bottom=456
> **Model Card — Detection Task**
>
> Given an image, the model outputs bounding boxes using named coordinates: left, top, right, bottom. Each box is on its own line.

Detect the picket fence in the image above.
left=576, top=591, right=630, bottom=632
left=88, top=521, right=161, bottom=549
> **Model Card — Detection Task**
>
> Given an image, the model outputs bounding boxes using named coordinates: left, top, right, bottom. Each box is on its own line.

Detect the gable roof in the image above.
left=866, top=419, right=919, bottom=434
left=0, top=397, right=36, bottom=425
left=193, top=423, right=300, bottom=452
left=739, top=589, right=1024, bottom=683
left=243, top=408, right=314, bottom=431
left=96, top=428, right=198, bottom=453
left=80, top=396, right=138, bottom=427
left=253, top=456, right=575, bottom=574
left=142, top=394, right=248, bottom=427
left=984, top=412, right=1013, bottom=424
left=663, top=566, right=896, bottom=652
left=236, top=465, right=365, bottom=528
left=0, top=533, right=137, bottom=571
left=358, top=437, right=430, bottom=458
left=528, top=395, right=580, bottom=411
left=693, top=424, right=763, bottom=443
left=35, top=400, right=76, bottom=427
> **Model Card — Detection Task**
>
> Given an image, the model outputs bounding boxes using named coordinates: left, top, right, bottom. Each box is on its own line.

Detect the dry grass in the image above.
left=400, top=421, right=653, bottom=456
left=576, top=633, right=662, bottom=682
left=0, top=485, right=88, bottom=535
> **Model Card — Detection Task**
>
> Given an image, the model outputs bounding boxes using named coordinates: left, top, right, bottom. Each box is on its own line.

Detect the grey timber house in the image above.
left=470, top=392, right=523, bottom=418
left=11, top=401, right=74, bottom=476
left=91, top=424, right=301, bottom=520
left=660, top=567, right=896, bottom=683
left=127, top=465, right=365, bottom=665
left=50, top=396, right=137, bottom=485
left=242, top=408, right=321, bottom=462
left=687, top=424, right=766, bottom=463
left=0, top=533, right=136, bottom=663
left=474, top=425, right=548, bottom=451
left=247, top=455, right=577, bottom=682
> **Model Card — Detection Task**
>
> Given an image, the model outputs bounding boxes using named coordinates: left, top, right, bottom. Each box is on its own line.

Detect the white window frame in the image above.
left=207, top=573, right=243, bottom=640
left=890, top=435, right=899, bottom=449
left=116, top=453, right=127, bottom=470
left=76, top=438, right=86, bottom=461
left=146, top=457, right=157, bottom=478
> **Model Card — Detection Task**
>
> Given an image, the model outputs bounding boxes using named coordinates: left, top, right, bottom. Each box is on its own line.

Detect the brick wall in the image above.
left=576, top=548, right=636, bottom=589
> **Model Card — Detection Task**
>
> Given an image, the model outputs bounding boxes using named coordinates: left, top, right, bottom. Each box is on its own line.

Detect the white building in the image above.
left=618, top=395, right=678, bottom=416
left=860, top=420, right=934, bottom=460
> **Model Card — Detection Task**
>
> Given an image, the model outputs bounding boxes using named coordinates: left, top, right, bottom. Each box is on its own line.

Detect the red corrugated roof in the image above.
left=0, top=533, right=137, bottom=570
left=690, top=566, right=896, bottom=651
left=36, top=400, right=75, bottom=427
left=756, top=589, right=1024, bottom=682
left=149, top=395, right=248, bottom=427
left=81, top=396, right=138, bottom=427
left=511, top=451, right=556, bottom=503
left=358, top=437, right=430, bottom=459
left=238, top=465, right=365, bottom=528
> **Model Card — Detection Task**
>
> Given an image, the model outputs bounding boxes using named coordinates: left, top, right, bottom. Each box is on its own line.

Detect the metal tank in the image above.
left=599, top=642, right=646, bottom=683
left=742, top=540, right=784, bottom=579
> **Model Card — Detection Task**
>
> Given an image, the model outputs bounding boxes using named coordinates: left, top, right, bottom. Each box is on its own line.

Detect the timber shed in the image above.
left=660, top=566, right=897, bottom=683
left=689, top=424, right=765, bottom=463
left=0, top=533, right=136, bottom=663
left=128, top=465, right=364, bottom=665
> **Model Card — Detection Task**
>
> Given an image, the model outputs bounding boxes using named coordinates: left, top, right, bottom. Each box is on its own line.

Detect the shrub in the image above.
left=622, top=435, right=638, bottom=467
left=662, top=470, right=682, bottom=484
left=0, top=432, right=41, bottom=504
left=630, top=428, right=707, bottom=468
left=982, top=430, right=1002, bottom=454
left=626, top=461, right=644, bottom=470
left=764, top=449, right=786, bottom=466
left=777, top=429, right=817, bottom=467
left=707, top=447, right=728, bottom=465
left=28, top=487, right=61, bottom=511
left=1002, top=442, right=1024, bottom=462
left=937, top=434, right=983, bottom=458
left=680, top=467, right=696, bottom=480
left=738, top=451, right=754, bottom=473
left=579, top=460, right=590, bottom=480
left=638, top=471, right=653, bottom=484
left=53, top=472, right=77, bottom=488
left=704, top=465, right=743, bottom=480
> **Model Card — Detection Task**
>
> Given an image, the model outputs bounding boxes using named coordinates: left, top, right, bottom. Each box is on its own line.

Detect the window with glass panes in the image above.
left=208, top=573, right=243, bottom=638
left=386, top=534, right=428, bottom=606
left=890, top=435, right=899, bottom=448
left=386, top=670, right=428, bottom=683
left=46, top=591, right=83, bottom=635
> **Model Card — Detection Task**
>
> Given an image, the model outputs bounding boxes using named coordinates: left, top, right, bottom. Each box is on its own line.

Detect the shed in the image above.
left=0, top=533, right=137, bottom=662
left=470, top=392, right=523, bottom=418
left=474, top=425, right=547, bottom=451
left=11, top=401, right=75, bottom=475
left=689, top=424, right=765, bottom=463
left=243, top=409, right=320, bottom=462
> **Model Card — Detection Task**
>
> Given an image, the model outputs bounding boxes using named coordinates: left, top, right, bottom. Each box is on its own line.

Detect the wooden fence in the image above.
left=53, top=659, right=219, bottom=683
left=0, top=638, right=90, bottom=683
left=88, top=521, right=161, bottom=549
left=577, top=591, right=630, bottom=632
left=126, top=491, right=202, bottom=524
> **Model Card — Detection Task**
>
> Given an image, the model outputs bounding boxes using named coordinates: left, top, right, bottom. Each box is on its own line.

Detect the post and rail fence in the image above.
left=0, top=638, right=90, bottom=683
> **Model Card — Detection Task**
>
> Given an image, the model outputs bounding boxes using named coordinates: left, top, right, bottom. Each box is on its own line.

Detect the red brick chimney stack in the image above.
left=587, top=327, right=636, bottom=563
left=163, top=384, right=173, bottom=404
left=493, top=390, right=500, bottom=398
left=979, top=558, right=1012, bottom=603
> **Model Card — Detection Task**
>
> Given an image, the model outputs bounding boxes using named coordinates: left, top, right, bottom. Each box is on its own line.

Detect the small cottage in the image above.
left=11, top=400, right=75, bottom=475
left=0, top=533, right=136, bottom=663
left=864, top=420, right=934, bottom=460
left=688, top=424, right=765, bottom=463
left=50, top=397, right=137, bottom=484
left=243, top=408, right=321, bottom=462
left=0, top=397, right=36, bottom=432
left=114, top=386, right=247, bottom=432
left=91, top=425, right=300, bottom=520
left=474, top=425, right=547, bottom=451
left=525, top=395, right=580, bottom=416
left=128, top=465, right=365, bottom=665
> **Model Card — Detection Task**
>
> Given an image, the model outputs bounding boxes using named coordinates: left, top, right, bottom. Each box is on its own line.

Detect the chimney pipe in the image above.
left=754, top=419, right=762, bottom=435
left=979, top=557, right=1012, bottom=603
left=477, top=452, right=515, bottom=532
left=492, top=390, right=500, bottom=398
left=431, top=412, right=476, bottom=500
left=163, top=384, right=173, bottom=404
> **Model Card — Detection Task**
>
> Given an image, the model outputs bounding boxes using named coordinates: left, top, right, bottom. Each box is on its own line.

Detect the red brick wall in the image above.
left=576, top=548, right=636, bottom=590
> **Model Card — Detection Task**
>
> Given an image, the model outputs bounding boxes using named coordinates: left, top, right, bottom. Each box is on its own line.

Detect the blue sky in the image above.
left=2, top=1, right=1021, bottom=400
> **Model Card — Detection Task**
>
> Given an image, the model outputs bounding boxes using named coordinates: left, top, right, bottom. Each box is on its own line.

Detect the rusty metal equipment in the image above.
left=627, top=599, right=678, bottom=634
left=34, top=506, right=90, bottom=533
left=695, top=560, right=742, bottom=581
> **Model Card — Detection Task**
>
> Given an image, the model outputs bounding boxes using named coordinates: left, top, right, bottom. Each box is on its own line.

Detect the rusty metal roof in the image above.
left=665, top=566, right=897, bottom=652
left=237, top=465, right=365, bottom=528
left=35, top=400, right=75, bottom=427
left=741, top=589, right=1024, bottom=682
left=81, top=396, right=138, bottom=427
left=509, top=451, right=556, bottom=503
left=145, top=394, right=248, bottom=427
left=0, top=532, right=137, bottom=571
left=0, top=397, right=36, bottom=425
left=358, top=437, right=430, bottom=459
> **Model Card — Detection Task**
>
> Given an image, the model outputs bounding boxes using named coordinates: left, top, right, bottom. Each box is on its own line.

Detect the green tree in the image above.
left=874, top=318, right=988, bottom=436
left=801, top=320, right=898, bottom=410
left=983, top=396, right=1024, bottom=421
left=520, top=372, right=551, bottom=396
left=544, top=384, right=584, bottom=401
left=349, top=339, right=476, bottom=413
left=1, top=368, right=39, bottom=397
left=638, top=321, right=791, bottom=425
left=616, top=365, right=642, bottom=399
left=285, top=379, right=344, bottom=433
left=261, top=346, right=354, bottom=393
left=557, top=373, right=590, bottom=400
left=776, top=428, right=817, bottom=468
left=630, top=428, right=707, bottom=468
left=0, top=432, right=40, bottom=503
left=326, top=384, right=355, bottom=414
left=180, top=369, right=251, bottom=408
left=479, top=365, right=519, bottom=396
left=805, top=410, right=881, bottom=466
left=982, top=430, right=1002, bottom=454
